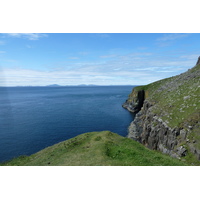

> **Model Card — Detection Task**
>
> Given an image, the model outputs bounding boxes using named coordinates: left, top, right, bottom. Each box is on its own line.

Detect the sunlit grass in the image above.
left=1, top=131, right=186, bottom=166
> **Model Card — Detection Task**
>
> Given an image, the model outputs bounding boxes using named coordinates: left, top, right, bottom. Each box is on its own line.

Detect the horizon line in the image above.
left=0, top=84, right=139, bottom=87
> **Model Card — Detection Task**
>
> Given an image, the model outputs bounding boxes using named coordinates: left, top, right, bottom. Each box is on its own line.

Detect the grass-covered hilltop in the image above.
left=1, top=131, right=186, bottom=166
left=123, top=57, right=200, bottom=165
left=1, top=57, right=199, bottom=166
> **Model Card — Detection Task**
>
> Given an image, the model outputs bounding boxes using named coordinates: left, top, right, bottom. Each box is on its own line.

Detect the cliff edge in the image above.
left=0, top=131, right=185, bottom=166
left=123, top=57, right=200, bottom=164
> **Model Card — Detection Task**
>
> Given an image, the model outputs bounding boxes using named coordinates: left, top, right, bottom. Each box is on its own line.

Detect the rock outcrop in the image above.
left=127, top=100, right=188, bottom=159
left=122, top=89, right=145, bottom=113
left=123, top=58, right=200, bottom=162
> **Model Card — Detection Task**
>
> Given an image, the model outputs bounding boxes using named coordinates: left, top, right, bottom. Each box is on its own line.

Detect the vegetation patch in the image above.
left=125, top=63, right=200, bottom=164
left=128, top=64, right=200, bottom=129
left=0, top=131, right=187, bottom=166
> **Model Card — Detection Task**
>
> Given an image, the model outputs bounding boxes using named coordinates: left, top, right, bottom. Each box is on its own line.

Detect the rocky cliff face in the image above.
left=127, top=100, right=188, bottom=159
left=122, top=89, right=145, bottom=113
left=123, top=58, right=200, bottom=163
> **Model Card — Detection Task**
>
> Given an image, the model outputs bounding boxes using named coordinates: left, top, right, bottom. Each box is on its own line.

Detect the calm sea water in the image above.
left=0, top=86, right=135, bottom=162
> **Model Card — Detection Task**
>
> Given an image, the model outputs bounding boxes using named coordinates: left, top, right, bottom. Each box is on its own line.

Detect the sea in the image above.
left=0, top=86, right=135, bottom=162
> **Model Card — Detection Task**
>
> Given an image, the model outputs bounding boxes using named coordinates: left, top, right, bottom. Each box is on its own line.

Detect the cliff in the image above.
left=123, top=57, right=200, bottom=164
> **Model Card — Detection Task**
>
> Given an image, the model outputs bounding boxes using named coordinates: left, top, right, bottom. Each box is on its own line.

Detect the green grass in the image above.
left=125, top=63, right=200, bottom=163
left=128, top=64, right=200, bottom=128
left=0, top=131, right=187, bottom=166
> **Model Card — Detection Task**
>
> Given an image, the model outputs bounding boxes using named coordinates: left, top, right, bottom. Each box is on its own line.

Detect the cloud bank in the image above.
left=3, top=33, right=48, bottom=40
left=0, top=52, right=198, bottom=86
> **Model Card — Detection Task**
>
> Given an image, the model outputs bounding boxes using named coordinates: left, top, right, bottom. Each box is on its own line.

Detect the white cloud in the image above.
left=4, top=33, right=48, bottom=40
left=179, top=54, right=200, bottom=60
left=0, top=51, right=198, bottom=86
left=157, top=33, right=189, bottom=41
left=0, top=67, right=154, bottom=86
left=156, top=34, right=191, bottom=48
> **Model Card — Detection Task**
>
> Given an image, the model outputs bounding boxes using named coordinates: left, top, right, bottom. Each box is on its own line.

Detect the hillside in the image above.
left=123, top=57, right=200, bottom=165
left=0, top=131, right=186, bottom=166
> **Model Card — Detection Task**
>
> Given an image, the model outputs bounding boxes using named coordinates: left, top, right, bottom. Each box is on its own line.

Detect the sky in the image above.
left=0, top=33, right=199, bottom=86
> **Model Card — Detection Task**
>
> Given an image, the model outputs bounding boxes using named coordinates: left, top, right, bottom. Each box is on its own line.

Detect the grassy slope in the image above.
left=135, top=64, right=200, bottom=129
left=127, top=63, right=200, bottom=164
left=1, top=131, right=186, bottom=166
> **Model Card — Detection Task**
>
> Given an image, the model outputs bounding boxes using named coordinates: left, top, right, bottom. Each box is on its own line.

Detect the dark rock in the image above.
left=122, top=90, right=145, bottom=113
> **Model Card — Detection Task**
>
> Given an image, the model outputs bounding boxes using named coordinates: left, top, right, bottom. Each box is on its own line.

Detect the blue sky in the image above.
left=0, top=33, right=199, bottom=86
